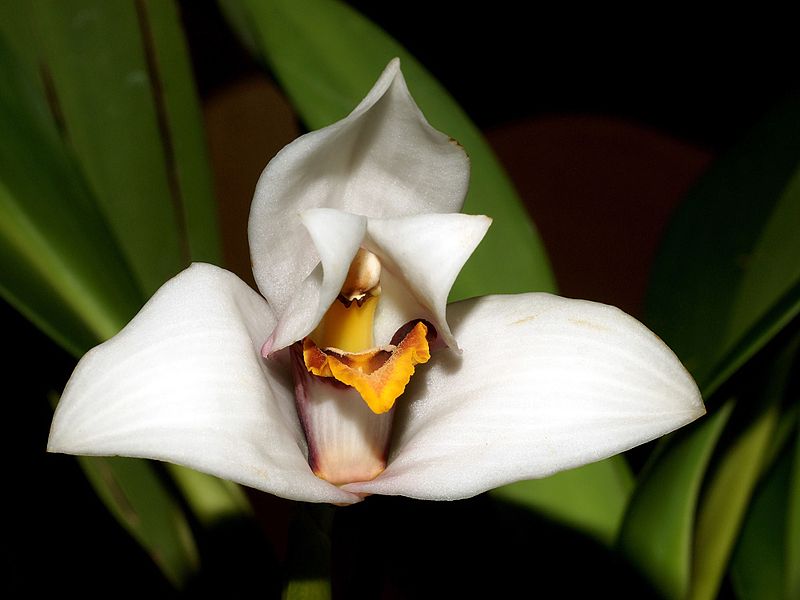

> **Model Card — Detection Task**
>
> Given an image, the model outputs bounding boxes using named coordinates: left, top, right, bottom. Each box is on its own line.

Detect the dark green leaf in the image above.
left=646, top=97, right=800, bottom=395
left=79, top=455, right=200, bottom=588
left=0, top=32, right=143, bottom=354
left=491, top=456, right=633, bottom=546
left=283, top=506, right=333, bottom=600
left=136, top=0, right=222, bottom=264
left=220, top=0, right=556, bottom=299
left=3, top=9, right=243, bottom=583
left=46, top=391, right=199, bottom=589
left=787, top=415, right=800, bottom=600
left=688, top=337, right=795, bottom=600
left=166, top=463, right=251, bottom=526
left=731, top=422, right=798, bottom=600
left=24, top=0, right=188, bottom=295
left=617, top=402, right=733, bottom=599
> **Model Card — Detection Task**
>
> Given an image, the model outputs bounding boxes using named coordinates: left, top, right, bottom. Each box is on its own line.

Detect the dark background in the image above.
left=7, top=2, right=797, bottom=596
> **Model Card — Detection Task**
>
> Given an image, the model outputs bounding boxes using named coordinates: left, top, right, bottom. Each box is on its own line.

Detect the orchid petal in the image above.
left=267, top=209, right=366, bottom=352
left=48, top=263, right=360, bottom=505
left=249, top=58, right=469, bottom=324
left=344, top=293, right=704, bottom=500
left=366, top=213, right=491, bottom=349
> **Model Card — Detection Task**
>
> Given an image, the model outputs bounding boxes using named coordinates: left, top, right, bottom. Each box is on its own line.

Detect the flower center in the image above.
left=303, top=248, right=431, bottom=414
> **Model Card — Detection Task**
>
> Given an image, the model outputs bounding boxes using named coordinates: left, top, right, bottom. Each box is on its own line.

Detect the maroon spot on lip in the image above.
left=390, top=319, right=441, bottom=349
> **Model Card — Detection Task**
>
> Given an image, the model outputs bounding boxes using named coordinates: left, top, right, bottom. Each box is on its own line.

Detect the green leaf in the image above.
left=135, top=0, right=222, bottom=264
left=0, top=1, right=43, bottom=91
left=283, top=506, right=334, bottom=600
left=2, top=0, right=243, bottom=504
left=166, top=463, right=251, bottom=526
left=763, top=402, right=799, bottom=473
left=688, top=338, right=796, bottom=600
left=0, top=33, right=143, bottom=354
left=79, top=455, right=200, bottom=588
left=786, top=413, right=800, bottom=600
left=283, top=579, right=331, bottom=600
left=689, top=410, right=776, bottom=600
left=46, top=390, right=199, bottom=589
left=3, top=8, right=244, bottom=582
left=219, top=0, right=556, bottom=298
left=731, top=420, right=798, bottom=600
left=22, top=0, right=185, bottom=295
left=491, top=456, right=633, bottom=546
left=617, top=402, right=734, bottom=599
left=20, top=0, right=220, bottom=295
left=646, top=96, right=800, bottom=396
left=3, top=0, right=222, bottom=278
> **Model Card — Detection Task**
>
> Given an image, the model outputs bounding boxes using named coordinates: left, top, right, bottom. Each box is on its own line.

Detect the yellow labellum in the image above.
left=304, top=322, right=431, bottom=414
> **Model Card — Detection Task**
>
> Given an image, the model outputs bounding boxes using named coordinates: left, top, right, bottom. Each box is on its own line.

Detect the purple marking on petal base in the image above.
left=390, top=319, right=444, bottom=351
left=291, top=343, right=394, bottom=486
left=260, top=333, right=275, bottom=358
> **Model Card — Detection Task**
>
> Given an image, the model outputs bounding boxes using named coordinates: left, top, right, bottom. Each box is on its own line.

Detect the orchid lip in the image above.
left=291, top=343, right=395, bottom=486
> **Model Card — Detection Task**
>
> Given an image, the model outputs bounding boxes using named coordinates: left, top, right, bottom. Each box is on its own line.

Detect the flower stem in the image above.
left=283, top=504, right=335, bottom=600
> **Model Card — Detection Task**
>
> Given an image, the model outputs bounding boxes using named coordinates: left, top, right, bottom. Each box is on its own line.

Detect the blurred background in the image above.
left=4, top=1, right=798, bottom=597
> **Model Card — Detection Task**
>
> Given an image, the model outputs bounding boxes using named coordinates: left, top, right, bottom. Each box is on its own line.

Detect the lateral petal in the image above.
left=266, top=209, right=366, bottom=352
left=48, top=263, right=360, bottom=504
left=344, top=293, right=704, bottom=500
left=366, top=213, right=491, bottom=349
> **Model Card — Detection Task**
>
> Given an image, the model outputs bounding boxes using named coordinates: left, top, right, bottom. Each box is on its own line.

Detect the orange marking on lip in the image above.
left=303, top=322, right=431, bottom=414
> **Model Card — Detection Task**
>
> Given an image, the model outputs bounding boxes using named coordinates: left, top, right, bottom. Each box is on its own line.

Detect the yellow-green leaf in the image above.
left=79, top=455, right=200, bottom=588
left=491, top=457, right=633, bottom=546
left=0, top=33, right=142, bottom=354
left=617, top=402, right=734, bottom=599
left=731, top=420, right=799, bottom=600
left=689, top=338, right=796, bottom=600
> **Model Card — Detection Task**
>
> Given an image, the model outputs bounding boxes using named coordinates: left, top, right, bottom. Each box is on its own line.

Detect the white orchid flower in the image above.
left=48, top=59, right=704, bottom=505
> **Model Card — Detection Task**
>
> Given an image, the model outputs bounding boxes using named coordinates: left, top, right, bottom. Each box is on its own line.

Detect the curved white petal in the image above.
left=48, top=263, right=360, bottom=505
left=366, top=213, right=491, bottom=349
left=344, top=293, right=704, bottom=500
left=249, top=58, right=469, bottom=321
left=267, top=209, right=367, bottom=352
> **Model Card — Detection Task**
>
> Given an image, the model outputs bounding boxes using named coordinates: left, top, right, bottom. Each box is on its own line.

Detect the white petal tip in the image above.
left=46, top=421, right=66, bottom=454
left=689, top=402, right=707, bottom=422
left=386, top=57, right=401, bottom=72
